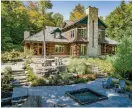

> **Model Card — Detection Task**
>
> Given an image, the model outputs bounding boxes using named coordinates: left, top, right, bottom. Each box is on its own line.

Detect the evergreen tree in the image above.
left=113, top=28, right=132, bottom=78
left=105, top=1, right=132, bottom=40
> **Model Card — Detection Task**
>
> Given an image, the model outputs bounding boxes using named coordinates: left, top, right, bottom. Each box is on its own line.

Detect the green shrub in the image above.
left=60, top=72, right=74, bottom=84
left=1, top=66, right=13, bottom=93
left=67, top=58, right=89, bottom=75
left=31, top=78, right=46, bottom=86
left=126, top=85, right=132, bottom=92
left=74, top=78, right=89, bottom=83
left=4, top=66, right=12, bottom=74
left=26, top=68, right=37, bottom=81
left=88, top=58, right=115, bottom=74
left=23, top=48, right=34, bottom=59
left=24, top=63, right=47, bottom=86
left=113, top=36, right=132, bottom=78
left=1, top=50, right=23, bottom=63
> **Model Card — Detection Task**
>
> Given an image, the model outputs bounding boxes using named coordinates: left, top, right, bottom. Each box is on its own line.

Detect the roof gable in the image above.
left=62, top=15, right=107, bottom=30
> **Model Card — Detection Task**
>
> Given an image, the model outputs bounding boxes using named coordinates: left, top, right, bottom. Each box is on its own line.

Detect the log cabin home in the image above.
left=24, top=6, right=118, bottom=57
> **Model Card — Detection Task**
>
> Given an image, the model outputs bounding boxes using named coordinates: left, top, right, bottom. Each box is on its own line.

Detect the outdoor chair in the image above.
left=115, top=79, right=126, bottom=93
left=128, top=91, right=132, bottom=99
left=102, top=77, right=113, bottom=88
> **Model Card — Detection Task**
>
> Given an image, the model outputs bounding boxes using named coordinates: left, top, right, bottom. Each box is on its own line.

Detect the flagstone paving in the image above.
left=12, top=78, right=132, bottom=107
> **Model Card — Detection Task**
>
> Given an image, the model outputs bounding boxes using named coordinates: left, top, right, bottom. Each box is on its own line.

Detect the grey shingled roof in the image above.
left=24, top=26, right=69, bottom=43
left=25, top=26, right=118, bottom=45
left=62, top=15, right=107, bottom=31
left=102, top=37, right=118, bottom=45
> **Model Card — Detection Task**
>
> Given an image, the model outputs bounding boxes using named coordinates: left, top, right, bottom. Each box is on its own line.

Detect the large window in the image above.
left=55, top=45, right=64, bottom=53
left=78, top=28, right=87, bottom=38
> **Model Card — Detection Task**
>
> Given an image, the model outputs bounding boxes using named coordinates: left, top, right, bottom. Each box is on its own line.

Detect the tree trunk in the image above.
left=42, top=27, right=46, bottom=61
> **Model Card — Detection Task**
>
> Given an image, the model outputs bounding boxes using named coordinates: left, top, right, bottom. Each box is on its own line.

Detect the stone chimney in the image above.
left=24, top=31, right=30, bottom=40
left=86, top=6, right=100, bottom=56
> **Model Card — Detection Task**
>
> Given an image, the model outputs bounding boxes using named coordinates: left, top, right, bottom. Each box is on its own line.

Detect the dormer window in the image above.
left=55, top=32, right=61, bottom=39
left=51, top=28, right=61, bottom=39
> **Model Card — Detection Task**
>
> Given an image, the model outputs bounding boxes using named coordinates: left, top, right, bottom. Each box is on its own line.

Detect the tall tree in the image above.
left=53, top=13, right=63, bottom=27
left=1, top=1, right=54, bottom=52
left=27, top=1, right=53, bottom=34
left=113, top=28, right=132, bottom=78
left=99, top=16, right=104, bottom=22
left=39, top=0, right=53, bottom=60
left=105, top=1, right=132, bottom=40
left=1, top=1, right=29, bottom=51
left=69, top=3, right=86, bottom=21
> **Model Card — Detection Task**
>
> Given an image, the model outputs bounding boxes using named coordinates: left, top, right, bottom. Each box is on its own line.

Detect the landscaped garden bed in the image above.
left=24, top=58, right=97, bottom=86
left=1, top=66, right=13, bottom=97
left=1, top=66, right=13, bottom=106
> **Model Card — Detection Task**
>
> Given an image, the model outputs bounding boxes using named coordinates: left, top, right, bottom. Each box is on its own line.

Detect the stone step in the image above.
left=12, top=70, right=24, bottom=72
left=13, top=76, right=26, bottom=80
left=12, top=73, right=26, bottom=77
left=19, top=79, right=27, bottom=83
left=12, top=77, right=27, bottom=82
left=13, top=82, right=28, bottom=87
left=11, top=69, right=28, bottom=86
left=12, top=69, right=25, bottom=72
left=12, top=72, right=25, bottom=76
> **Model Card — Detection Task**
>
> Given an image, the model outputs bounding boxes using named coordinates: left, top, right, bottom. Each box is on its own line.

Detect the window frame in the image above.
left=78, top=27, right=87, bottom=38
left=70, top=29, right=75, bottom=38
left=55, top=45, right=64, bottom=53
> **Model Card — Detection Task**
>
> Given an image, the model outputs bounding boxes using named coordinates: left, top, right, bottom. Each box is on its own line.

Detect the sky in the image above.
left=48, top=1, right=122, bottom=20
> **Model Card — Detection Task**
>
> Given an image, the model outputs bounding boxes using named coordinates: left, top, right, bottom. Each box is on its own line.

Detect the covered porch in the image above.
left=100, top=37, right=118, bottom=55
left=24, top=42, right=70, bottom=56
left=24, top=42, right=88, bottom=57
left=101, top=44, right=117, bottom=55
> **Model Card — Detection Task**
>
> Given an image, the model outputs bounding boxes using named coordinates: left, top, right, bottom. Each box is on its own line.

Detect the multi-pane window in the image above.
left=78, top=28, right=87, bottom=38
left=80, top=44, right=87, bottom=56
left=55, top=45, right=64, bottom=53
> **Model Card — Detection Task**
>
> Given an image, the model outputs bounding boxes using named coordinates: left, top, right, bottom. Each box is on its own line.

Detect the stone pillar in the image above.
left=86, top=6, right=99, bottom=56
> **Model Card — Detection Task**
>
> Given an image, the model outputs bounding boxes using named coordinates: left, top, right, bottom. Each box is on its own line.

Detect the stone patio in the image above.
left=12, top=78, right=132, bottom=107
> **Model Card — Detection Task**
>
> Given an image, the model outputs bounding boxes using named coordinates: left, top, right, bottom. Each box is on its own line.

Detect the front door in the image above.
left=39, top=47, right=43, bottom=55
